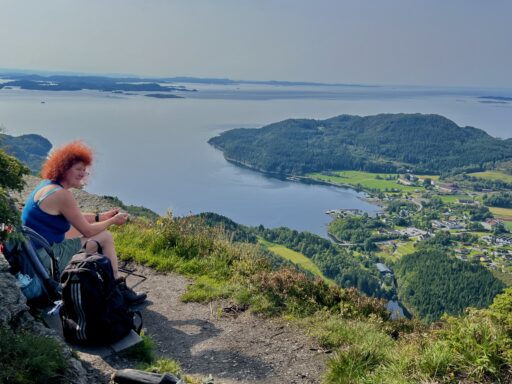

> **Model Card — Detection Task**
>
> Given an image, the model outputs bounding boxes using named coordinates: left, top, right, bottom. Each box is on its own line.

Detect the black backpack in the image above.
left=60, top=243, right=142, bottom=345
left=3, top=226, right=61, bottom=308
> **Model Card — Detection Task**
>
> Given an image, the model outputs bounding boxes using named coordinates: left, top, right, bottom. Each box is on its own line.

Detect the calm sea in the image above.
left=1, top=83, right=511, bottom=236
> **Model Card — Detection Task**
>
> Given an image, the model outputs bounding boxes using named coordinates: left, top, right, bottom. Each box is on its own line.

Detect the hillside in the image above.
left=197, top=212, right=387, bottom=299
left=394, top=247, right=505, bottom=322
left=3, top=145, right=512, bottom=383
left=0, top=133, right=52, bottom=174
left=208, top=113, right=512, bottom=175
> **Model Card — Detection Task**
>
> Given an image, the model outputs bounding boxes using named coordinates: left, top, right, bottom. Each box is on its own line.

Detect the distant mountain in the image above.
left=0, top=71, right=374, bottom=88
left=209, top=113, right=512, bottom=175
left=0, top=133, right=51, bottom=174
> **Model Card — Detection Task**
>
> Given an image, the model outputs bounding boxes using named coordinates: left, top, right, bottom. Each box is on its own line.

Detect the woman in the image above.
left=21, top=140, right=146, bottom=305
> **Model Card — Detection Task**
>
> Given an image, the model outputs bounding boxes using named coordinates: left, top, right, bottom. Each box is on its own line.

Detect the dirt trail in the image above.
left=80, top=264, right=329, bottom=384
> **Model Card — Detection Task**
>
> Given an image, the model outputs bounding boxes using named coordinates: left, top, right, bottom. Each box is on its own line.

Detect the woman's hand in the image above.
left=111, top=211, right=129, bottom=226
left=102, top=208, right=121, bottom=221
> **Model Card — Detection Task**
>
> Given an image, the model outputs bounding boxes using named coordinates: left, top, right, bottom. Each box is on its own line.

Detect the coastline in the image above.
left=214, top=149, right=386, bottom=209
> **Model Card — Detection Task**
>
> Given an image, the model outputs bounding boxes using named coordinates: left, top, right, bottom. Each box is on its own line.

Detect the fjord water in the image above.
left=1, top=84, right=511, bottom=236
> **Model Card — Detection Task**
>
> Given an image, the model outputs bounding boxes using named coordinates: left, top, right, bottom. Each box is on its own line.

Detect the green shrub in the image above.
left=181, top=276, right=234, bottom=303
left=0, top=327, right=67, bottom=384
left=250, top=268, right=342, bottom=317
left=436, top=309, right=511, bottom=381
left=123, top=333, right=198, bottom=384
left=325, top=342, right=391, bottom=384
left=120, top=333, right=156, bottom=364
left=0, top=149, right=29, bottom=241
left=417, top=340, right=454, bottom=378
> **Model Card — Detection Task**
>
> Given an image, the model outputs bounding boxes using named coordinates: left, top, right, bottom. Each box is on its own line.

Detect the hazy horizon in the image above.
left=1, top=0, right=511, bottom=88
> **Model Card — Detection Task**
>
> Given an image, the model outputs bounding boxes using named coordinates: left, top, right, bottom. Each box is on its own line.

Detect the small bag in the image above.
left=3, top=226, right=61, bottom=307
left=60, top=241, right=142, bottom=345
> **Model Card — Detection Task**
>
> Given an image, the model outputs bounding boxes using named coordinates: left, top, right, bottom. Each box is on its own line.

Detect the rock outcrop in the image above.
left=0, top=252, right=89, bottom=383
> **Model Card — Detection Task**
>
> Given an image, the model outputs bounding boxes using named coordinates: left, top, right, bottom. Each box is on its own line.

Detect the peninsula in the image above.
left=208, top=113, right=512, bottom=175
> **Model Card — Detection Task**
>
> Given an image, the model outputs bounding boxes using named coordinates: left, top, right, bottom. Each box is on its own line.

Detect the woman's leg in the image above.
left=80, top=230, right=147, bottom=305
left=80, top=230, right=119, bottom=278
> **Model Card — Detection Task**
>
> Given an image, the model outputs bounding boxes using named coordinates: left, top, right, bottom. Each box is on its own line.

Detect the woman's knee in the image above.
left=84, top=230, right=114, bottom=249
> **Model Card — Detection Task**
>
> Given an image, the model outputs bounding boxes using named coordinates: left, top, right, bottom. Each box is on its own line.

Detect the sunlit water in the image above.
left=1, top=83, right=510, bottom=236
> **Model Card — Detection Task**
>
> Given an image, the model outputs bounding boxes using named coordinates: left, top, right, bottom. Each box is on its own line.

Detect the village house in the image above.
left=397, top=177, right=414, bottom=186
left=431, top=220, right=465, bottom=230
left=458, top=199, right=477, bottom=205
left=375, top=263, right=392, bottom=276
left=437, top=183, right=457, bottom=194
left=496, top=236, right=512, bottom=246
left=397, top=227, right=428, bottom=238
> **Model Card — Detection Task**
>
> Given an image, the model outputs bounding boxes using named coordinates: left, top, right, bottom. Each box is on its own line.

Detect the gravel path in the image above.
left=80, top=264, right=329, bottom=383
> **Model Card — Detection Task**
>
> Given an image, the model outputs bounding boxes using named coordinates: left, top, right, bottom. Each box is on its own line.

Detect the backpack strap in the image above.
left=21, top=226, right=60, bottom=280
left=131, top=310, right=143, bottom=334
left=35, top=185, right=63, bottom=207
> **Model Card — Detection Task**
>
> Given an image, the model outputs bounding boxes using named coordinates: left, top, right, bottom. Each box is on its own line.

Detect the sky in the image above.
left=1, top=0, right=511, bottom=87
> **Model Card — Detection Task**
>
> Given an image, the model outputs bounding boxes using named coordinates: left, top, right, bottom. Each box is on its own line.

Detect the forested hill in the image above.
left=208, top=113, right=512, bottom=175
left=0, top=133, right=51, bottom=174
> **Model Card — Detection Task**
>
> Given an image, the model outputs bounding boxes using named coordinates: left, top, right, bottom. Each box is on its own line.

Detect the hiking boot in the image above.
left=116, top=277, right=147, bottom=305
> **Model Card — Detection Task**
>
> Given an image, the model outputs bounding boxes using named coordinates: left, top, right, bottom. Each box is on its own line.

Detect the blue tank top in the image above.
left=21, top=180, right=71, bottom=245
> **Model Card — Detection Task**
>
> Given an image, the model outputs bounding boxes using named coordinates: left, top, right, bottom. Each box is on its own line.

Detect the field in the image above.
left=258, top=238, right=335, bottom=285
left=435, top=194, right=475, bottom=203
left=307, top=171, right=437, bottom=192
left=469, top=171, right=512, bottom=183
left=395, top=241, right=416, bottom=257
left=376, top=240, right=416, bottom=262
left=490, top=207, right=512, bottom=218
left=489, top=207, right=512, bottom=230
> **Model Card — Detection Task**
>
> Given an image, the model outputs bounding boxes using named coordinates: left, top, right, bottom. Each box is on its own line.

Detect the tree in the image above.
left=0, top=144, right=29, bottom=241
left=492, top=222, right=508, bottom=235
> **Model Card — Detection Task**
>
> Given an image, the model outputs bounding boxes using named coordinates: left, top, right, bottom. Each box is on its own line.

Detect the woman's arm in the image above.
left=58, top=191, right=127, bottom=237
left=82, top=208, right=120, bottom=223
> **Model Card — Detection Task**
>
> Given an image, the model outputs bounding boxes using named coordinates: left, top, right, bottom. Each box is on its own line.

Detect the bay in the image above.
left=0, top=83, right=511, bottom=236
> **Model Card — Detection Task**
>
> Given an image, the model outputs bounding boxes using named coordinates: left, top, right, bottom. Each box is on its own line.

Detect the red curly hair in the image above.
left=41, top=140, right=93, bottom=182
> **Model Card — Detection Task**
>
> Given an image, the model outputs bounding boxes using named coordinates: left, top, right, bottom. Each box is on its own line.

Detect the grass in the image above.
left=489, top=206, right=512, bottom=218
left=469, top=170, right=512, bottom=184
left=435, top=194, right=475, bottom=203
left=491, top=269, right=512, bottom=286
left=112, top=216, right=368, bottom=318
left=307, top=171, right=431, bottom=192
left=376, top=243, right=399, bottom=263
left=302, top=291, right=512, bottom=384
left=258, top=237, right=336, bottom=285
left=120, top=332, right=156, bottom=364
left=489, top=207, right=512, bottom=230
left=0, top=327, right=67, bottom=384
left=394, top=241, right=416, bottom=257
left=110, top=216, right=512, bottom=383
left=121, top=332, right=200, bottom=384
left=377, top=240, right=417, bottom=262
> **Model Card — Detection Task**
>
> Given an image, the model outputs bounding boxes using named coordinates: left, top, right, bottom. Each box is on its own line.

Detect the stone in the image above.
left=0, top=252, right=89, bottom=384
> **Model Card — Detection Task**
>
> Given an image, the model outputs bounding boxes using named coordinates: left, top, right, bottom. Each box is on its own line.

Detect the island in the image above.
left=0, top=133, right=52, bottom=174
left=145, top=93, right=184, bottom=99
left=0, top=74, right=196, bottom=94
